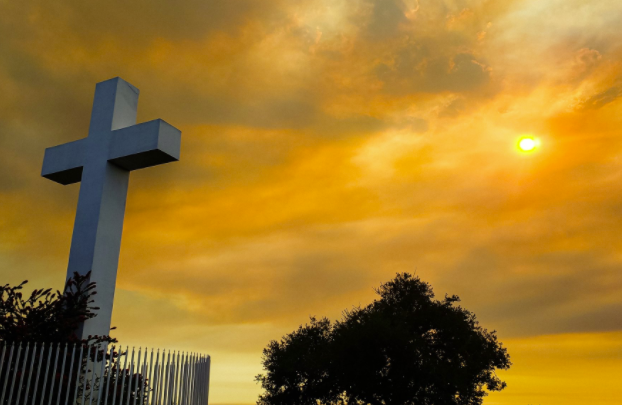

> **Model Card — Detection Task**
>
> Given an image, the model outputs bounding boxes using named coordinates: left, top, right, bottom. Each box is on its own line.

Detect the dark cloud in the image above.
left=364, top=0, right=410, bottom=39
left=377, top=49, right=491, bottom=94
left=444, top=248, right=622, bottom=337
left=0, top=0, right=267, bottom=46
left=438, top=97, right=467, bottom=117
left=577, top=86, right=622, bottom=110
left=404, top=117, right=429, bottom=132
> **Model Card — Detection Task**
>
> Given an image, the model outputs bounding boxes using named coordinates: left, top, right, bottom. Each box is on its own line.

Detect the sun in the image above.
left=518, top=136, right=540, bottom=152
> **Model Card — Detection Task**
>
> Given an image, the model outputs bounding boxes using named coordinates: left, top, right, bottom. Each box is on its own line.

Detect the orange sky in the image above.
left=1, top=1, right=622, bottom=403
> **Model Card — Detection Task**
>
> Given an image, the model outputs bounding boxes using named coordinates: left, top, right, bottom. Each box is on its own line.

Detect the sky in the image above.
left=1, top=0, right=621, bottom=403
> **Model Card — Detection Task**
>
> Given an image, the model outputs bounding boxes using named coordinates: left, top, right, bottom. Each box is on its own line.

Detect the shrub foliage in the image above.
left=0, top=272, right=115, bottom=345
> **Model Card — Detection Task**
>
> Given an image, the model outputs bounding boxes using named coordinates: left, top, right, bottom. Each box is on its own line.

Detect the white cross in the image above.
left=42, top=77, right=181, bottom=339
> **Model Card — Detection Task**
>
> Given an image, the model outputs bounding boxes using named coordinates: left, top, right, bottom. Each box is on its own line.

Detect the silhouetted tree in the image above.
left=257, top=273, right=511, bottom=405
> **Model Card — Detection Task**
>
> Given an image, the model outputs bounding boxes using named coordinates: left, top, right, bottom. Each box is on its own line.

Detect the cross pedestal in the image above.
left=42, top=77, right=181, bottom=339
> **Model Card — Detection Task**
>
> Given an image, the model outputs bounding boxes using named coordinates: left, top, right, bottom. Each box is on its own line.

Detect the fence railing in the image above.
left=0, top=343, right=210, bottom=405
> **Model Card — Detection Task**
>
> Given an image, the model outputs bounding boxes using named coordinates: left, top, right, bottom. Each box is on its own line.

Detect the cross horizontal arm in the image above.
left=41, top=139, right=87, bottom=185
left=108, top=119, right=181, bottom=171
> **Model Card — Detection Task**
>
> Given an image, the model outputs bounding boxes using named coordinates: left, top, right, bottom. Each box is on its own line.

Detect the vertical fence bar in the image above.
left=180, top=353, right=186, bottom=405
left=38, top=342, right=54, bottom=405
left=188, top=353, right=195, bottom=405
left=175, top=353, right=181, bottom=405
left=150, top=360, right=157, bottom=405
left=197, top=355, right=202, bottom=405
left=206, top=356, right=209, bottom=404
left=80, top=344, right=90, bottom=405
left=191, top=353, right=197, bottom=405
left=180, top=353, right=188, bottom=405
left=64, top=344, right=77, bottom=405
left=162, top=351, right=171, bottom=405
left=15, top=343, right=30, bottom=405
left=170, top=352, right=178, bottom=405
left=47, top=342, right=61, bottom=405
left=158, top=350, right=168, bottom=405
left=196, top=356, right=203, bottom=404
left=143, top=348, right=150, bottom=405
left=193, top=353, right=199, bottom=405
left=88, top=345, right=99, bottom=405
left=186, top=352, right=194, bottom=405
left=185, top=354, right=192, bottom=405
left=206, top=356, right=211, bottom=405
left=163, top=350, right=174, bottom=405
left=132, top=348, right=141, bottom=405
left=172, top=352, right=181, bottom=405
left=160, top=351, right=168, bottom=405
left=124, top=347, right=135, bottom=405
left=150, top=350, right=160, bottom=405
left=160, top=350, right=171, bottom=405
left=1, top=342, right=16, bottom=404
left=197, top=354, right=203, bottom=405
left=138, top=348, right=148, bottom=405
left=54, top=344, right=69, bottom=405
left=185, top=354, right=191, bottom=405
left=200, top=357, right=204, bottom=405
left=197, top=356, right=203, bottom=404
left=124, top=347, right=132, bottom=405
left=142, top=349, right=153, bottom=405
left=201, top=357, right=206, bottom=405
left=0, top=343, right=5, bottom=400
left=156, top=351, right=166, bottom=405
left=87, top=345, right=94, bottom=405
left=118, top=347, right=128, bottom=405
left=73, top=345, right=85, bottom=405
left=180, top=352, right=186, bottom=405
left=112, top=346, right=127, bottom=405
left=23, top=342, right=38, bottom=405
left=7, top=342, right=24, bottom=405
left=103, top=345, right=114, bottom=405
left=192, top=353, right=199, bottom=405
left=182, top=352, right=188, bottom=405
left=178, top=352, right=185, bottom=405
left=129, top=347, right=137, bottom=405
left=168, top=351, right=175, bottom=405
left=185, top=353, right=192, bottom=405
left=134, top=348, right=141, bottom=405
left=96, top=344, right=108, bottom=405
left=0, top=343, right=7, bottom=383
left=31, top=343, right=46, bottom=405
left=176, top=353, right=183, bottom=405
left=141, top=350, right=147, bottom=405
left=197, top=357, right=202, bottom=405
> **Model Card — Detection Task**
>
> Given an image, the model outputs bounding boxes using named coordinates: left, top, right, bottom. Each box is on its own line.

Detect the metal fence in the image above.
left=0, top=343, right=210, bottom=405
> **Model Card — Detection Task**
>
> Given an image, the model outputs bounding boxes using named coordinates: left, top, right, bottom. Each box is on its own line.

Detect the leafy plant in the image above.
left=0, top=271, right=116, bottom=345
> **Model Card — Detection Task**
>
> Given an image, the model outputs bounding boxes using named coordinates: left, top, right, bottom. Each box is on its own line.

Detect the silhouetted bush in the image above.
left=0, top=272, right=115, bottom=346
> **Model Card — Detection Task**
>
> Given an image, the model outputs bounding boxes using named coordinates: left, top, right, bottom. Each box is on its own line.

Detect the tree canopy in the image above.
left=256, top=273, right=511, bottom=405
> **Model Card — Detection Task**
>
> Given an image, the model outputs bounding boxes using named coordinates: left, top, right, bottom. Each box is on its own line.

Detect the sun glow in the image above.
left=518, top=136, right=539, bottom=152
